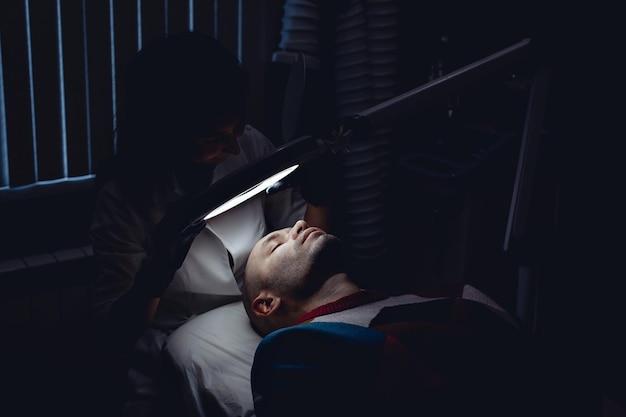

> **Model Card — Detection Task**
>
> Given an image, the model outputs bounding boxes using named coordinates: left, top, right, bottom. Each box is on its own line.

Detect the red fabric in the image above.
left=295, top=289, right=389, bottom=324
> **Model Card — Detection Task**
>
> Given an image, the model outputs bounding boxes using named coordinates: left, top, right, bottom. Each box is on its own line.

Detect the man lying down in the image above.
left=164, top=220, right=541, bottom=417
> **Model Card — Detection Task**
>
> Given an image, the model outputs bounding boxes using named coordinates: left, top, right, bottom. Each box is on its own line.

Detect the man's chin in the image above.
left=312, top=237, right=343, bottom=275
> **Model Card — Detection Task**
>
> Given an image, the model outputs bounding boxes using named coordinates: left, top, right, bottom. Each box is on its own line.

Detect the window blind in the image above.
left=0, top=0, right=277, bottom=200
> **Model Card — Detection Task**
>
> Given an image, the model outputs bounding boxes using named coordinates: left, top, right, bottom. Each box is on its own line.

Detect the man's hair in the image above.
left=242, top=273, right=272, bottom=337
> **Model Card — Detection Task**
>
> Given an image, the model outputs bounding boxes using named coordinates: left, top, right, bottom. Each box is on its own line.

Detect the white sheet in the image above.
left=163, top=301, right=262, bottom=417
left=161, top=284, right=516, bottom=417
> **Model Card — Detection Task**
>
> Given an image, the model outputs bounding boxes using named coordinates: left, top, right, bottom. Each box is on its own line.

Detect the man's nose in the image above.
left=290, top=220, right=308, bottom=239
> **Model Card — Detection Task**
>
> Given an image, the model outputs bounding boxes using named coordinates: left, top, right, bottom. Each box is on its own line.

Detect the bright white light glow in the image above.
left=204, top=164, right=299, bottom=220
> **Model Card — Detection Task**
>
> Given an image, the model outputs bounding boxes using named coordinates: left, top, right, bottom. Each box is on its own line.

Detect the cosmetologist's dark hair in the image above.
left=114, top=31, right=249, bottom=187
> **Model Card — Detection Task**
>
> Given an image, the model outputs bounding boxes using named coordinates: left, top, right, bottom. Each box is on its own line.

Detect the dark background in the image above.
left=1, top=1, right=624, bottom=416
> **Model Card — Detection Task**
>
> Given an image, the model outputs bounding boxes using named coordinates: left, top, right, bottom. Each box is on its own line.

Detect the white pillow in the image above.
left=163, top=301, right=262, bottom=417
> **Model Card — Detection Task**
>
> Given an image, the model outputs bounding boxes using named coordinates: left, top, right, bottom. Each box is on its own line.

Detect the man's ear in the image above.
left=251, top=292, right=282, bottom=317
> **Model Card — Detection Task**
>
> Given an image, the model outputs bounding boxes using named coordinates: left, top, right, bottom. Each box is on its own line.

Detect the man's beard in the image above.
left=311, top=236, right=343, bottom=276
left=300, top=236, right=344, bottom=295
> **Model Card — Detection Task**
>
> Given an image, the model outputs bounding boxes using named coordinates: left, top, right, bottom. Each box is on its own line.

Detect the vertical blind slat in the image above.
left=192, top=0, right=215, bottom=36
left=214, top=0, right=238, bottom=59
left=1, top=0, right=36, bottom=187
left=113, top=0, right=139, bottom=140
left=84, top=0, right=114, bottom=171
left=241, top=0, right=279, bottom=135
left=141, top=0, right=167, bottom=47
left=61, top=0, right=90, bottom=177
left=0, top=0, right=285, bottom=193
left=0, top=36, right=7, bottom=187
left=30, top=0, right=64, bottom=182
left=167, top=1, right=191, bottom=35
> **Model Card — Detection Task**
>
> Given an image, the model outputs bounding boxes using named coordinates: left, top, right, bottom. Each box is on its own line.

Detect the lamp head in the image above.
left=203, top=164, right=300, bottom=220
left=187, top=133, right=347, bottom=225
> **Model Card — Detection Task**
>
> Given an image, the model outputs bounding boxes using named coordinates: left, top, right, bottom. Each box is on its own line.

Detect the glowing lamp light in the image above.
left=186, top=134, right=340, bottom=226
left=203, top=164, right=299, bottom=220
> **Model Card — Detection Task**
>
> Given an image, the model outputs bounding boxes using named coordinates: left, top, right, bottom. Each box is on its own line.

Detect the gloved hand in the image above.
left=267, top=151, right=343, bottom=207
left=135, top=195, right=206, bottom=298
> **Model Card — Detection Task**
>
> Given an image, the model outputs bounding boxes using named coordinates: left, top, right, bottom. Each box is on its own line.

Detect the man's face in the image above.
left=245, top=220, right=342, bottom=299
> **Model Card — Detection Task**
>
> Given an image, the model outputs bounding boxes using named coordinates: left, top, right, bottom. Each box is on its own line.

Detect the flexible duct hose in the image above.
left=275, top=0, right=399, bottom=262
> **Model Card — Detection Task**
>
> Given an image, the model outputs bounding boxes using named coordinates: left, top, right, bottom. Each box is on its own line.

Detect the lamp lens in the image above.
left=203, top=164, right=300, bottom=220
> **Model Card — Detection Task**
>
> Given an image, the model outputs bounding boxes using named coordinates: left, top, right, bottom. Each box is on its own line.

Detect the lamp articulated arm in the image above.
left=188, top=38, right=539, bottom=231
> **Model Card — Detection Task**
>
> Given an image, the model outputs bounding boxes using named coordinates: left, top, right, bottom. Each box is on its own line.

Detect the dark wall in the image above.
left=390, top=1, right=625, bottom=411
left=0, top=189, right=95, bottom=261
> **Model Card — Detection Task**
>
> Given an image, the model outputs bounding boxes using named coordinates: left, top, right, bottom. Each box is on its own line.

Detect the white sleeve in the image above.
left=212, top=125, right=276, bottom=182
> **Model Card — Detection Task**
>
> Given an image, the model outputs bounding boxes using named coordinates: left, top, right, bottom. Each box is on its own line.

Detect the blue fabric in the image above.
left=252, top=322, right=387, bottom=417
left=251, top=299, right=539, bottom=417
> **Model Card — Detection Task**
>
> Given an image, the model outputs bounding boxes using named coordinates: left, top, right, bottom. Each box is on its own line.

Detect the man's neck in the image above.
left=303, top=273, right=360, bottom=313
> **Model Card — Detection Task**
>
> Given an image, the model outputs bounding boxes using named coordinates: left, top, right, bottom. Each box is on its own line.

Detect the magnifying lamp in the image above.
left=187, top=132, right=348, bottom=224
left=187, top=37, right=541, bottom=242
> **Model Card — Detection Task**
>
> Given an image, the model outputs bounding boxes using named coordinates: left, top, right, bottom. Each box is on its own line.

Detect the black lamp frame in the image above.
left=189, top=38, right=543, bottom=240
